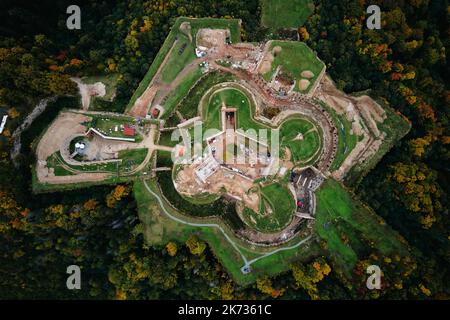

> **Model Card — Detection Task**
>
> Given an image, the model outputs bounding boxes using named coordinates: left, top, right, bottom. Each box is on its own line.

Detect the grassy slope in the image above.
left=314, top=179, right=410, bottom=276
left=161, top=66, right=203, bottom=119
left=160, top=33, right=196, bottom=83
left=177, top=71, right=237, bottom=119
left=280, top=117, right=321, bottom=163
left=134, top=179, right=317, bottom=286
left=261, top=0, right=314, bottom=30
left=204, top=87, right=267, bottom=133
left=243, top=183, right=296, bottom=232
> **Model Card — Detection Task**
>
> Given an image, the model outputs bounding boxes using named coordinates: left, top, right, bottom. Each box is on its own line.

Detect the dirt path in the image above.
left=72, top=77, right=106, bottom=110
left=11, top=96, right=58, bottom=164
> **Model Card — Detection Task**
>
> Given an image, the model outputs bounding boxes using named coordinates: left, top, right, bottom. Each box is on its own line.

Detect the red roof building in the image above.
left=123, top=125, right=135, bottom=137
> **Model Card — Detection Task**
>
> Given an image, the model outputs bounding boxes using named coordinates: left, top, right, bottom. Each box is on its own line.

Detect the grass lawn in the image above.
left=118, top=148, right=148, bottom=172
left=280, top=117, right=321, bottom=164
left=45, top=147, right=148, bottom=177
left=46, top=151, right=118, bottom=175
left=162, top=66, right=203, bottom=119
left=178, top=71, right=237, bottom=119
left=87, top=114, right=142, bottom=141
left=314, top=179, right=410, bottom=276
left=261, top=0, right=314, bottom=30
left=263, top=41, right=325, bottom=93
left=242, top=183, right=295, bottom=232
left=134, top=179, right=316, bottom=286
left=160, top=34, right=196, bottom=83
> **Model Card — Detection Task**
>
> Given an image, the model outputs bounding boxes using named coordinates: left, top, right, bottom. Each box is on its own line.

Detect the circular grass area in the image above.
left=241, top=182, right=296, bottom=233
left=279, top=117, right=321, bottom=164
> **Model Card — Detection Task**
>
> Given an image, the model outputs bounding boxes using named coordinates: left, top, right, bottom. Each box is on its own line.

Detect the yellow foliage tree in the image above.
left=185, top=234, right=206, bottom=256
left=166, top=242, right=177, bottom=256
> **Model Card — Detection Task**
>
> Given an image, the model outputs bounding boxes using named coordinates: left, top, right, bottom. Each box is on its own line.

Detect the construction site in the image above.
left=33, top=17, right=410, bottom=281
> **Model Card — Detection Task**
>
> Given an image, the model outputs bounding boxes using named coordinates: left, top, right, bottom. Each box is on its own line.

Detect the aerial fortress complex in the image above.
left=34, top=18, right=409, bottom=282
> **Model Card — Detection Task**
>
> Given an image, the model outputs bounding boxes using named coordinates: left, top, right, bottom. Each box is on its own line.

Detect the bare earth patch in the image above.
left=72, top=78, right=106, bottom=110
left=179, top=21, right=192, bottom=42
left=299, top=79, right=310, bottom=91
left=196, top=28, right=229, bottom=49
left=301, top=70, right=314, bottom=78
left=272, top=46, right=282, bottom=55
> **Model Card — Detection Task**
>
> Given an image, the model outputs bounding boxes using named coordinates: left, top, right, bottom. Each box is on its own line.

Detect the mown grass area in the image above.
left=261, top=0, right=314, bottom=30
left=161, top=66, right=203, bottom=119
left=280, top=117, right=321, bottom=164
left=45, top=147, right=148, bottom=179
left=134, top=179, right=317, bottom=286
left=263, top=41, right=325, bottom=93
left=86, top=114, right=142, bottom=142
left=204, top=87, right=267, bottom=133
left=177, top=71, right=237, bottom=119
left=133, top=179, right=249, bottom=282
left=314, top=179, right=410, bottom=276
left=45, top=152, right=76, bottom=176
left=126, top=17, right=241, bottom=113
left=242, top=182, right=295, bottom=232
left=46, top=151, right=119, bottom=174
left=118, top=148, right=148, bottom=172
left=259, top=183, right=295, bottom=230
left=160, top=34, right=196, bottom=83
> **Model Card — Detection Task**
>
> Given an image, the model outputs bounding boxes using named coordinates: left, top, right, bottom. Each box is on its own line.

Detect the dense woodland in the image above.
left=0, top=0, right=448, bottom=299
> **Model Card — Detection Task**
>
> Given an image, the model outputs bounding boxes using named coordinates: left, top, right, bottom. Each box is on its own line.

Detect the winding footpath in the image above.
left=142, top=179, right=312, bottom=273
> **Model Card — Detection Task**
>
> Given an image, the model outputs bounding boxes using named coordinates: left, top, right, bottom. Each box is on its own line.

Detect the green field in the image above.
left=280, top=117, right=321, bottom=164
left=242, top=183, right=296, bottom=232
left=134, top=179, right=316, bottom=285
left=86, top=114, right=142, bottom=142
left=160, top=34, right=196, bottom=83
left=118, top=148, right=149, bottom=172
left=203, top=87, right=267, bottom=134
left=177, top=71, right=237, bottom=120
left=314, top=179, right=410, bottom=276
left=161, top=66, right=203, bottom=118
left=263, top=41, right=325, bottom=93
left=261, top=0, right=314, bottom=30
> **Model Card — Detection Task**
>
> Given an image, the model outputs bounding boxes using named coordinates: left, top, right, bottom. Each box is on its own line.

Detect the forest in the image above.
left=0, top=0, right=448, bottom=299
